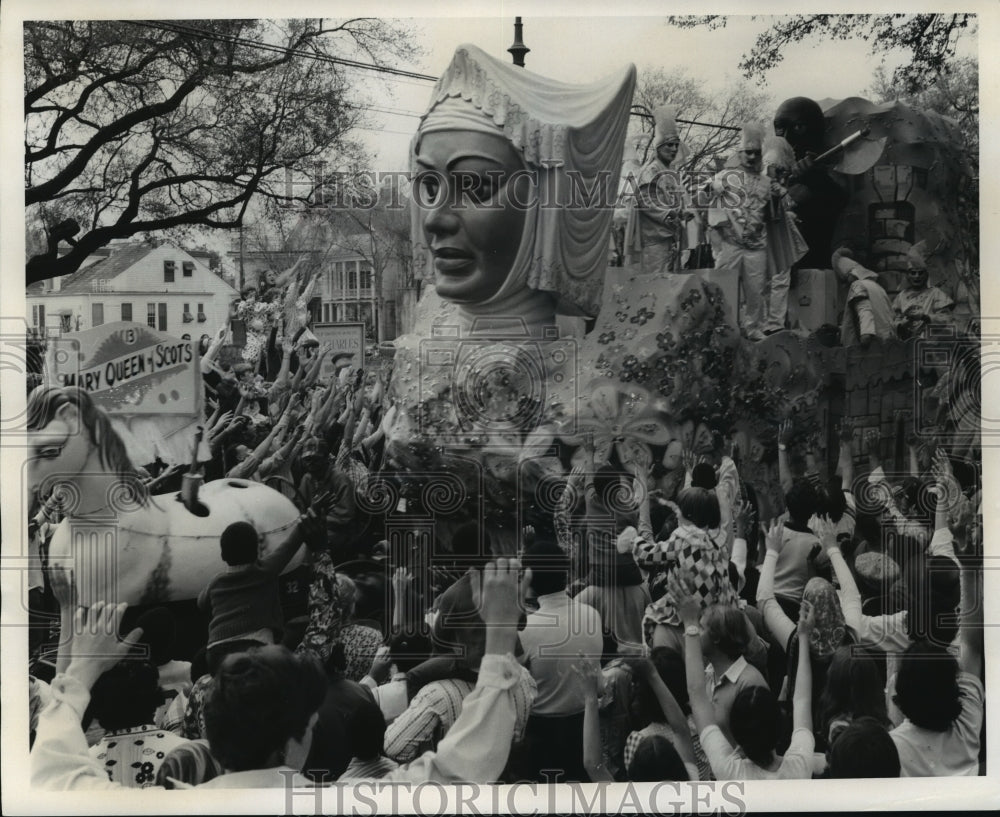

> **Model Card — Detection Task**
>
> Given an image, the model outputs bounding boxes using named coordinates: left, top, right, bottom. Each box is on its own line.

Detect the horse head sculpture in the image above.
left=27, top=386, right=304, bottom=607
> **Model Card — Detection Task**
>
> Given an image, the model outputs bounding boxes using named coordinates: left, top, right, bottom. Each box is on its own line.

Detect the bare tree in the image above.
left=631, top=66, right=771, bottom=171
left=25, top=18, right=416, bottom=284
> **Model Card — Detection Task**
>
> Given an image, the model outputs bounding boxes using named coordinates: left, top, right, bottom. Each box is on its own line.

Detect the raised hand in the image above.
left=674, top=583, right=702, bottom=628
left=764, top=518, right=785, bottom=554
left=392, top=566, right=414, bottom=597
left=569, top=653, right=604, bottom=701
left=812, top=514, right=836, bottom=552
left=368, top=645, right=393, bottom=685
left=733, top=499, right=753, bottom=539
left=779, top=419, right=795, bottom=447
left=471, top=558, right=524, bottom=630
left=61, top=601, right=143, bottom=690
left=932, top=446, right=954, bottom=482
left=864, top=428, right=880, bottom=451
left=682, top=448, right=697, bottom=473
left=797, top=599, right=816, bottom=640
left=837, top=417, right=854, bottom=443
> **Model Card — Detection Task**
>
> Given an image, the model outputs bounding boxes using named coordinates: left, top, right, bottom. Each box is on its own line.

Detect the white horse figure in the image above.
left=27, top=386, right=305, bottom=607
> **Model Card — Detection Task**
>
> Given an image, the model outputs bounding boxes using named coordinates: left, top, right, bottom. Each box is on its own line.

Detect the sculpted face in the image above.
left=415, top=130, right=530, bottom=304
left=740, top=137, right=763, bottom=173
left=656, top=138, right=679, bottom=167
left=905, top=264, right=928, bottom=289
left=28, top=405, right=87, bottom=497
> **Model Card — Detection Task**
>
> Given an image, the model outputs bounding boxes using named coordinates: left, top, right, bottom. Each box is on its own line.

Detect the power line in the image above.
left=107, top=21, right=742, bottom=133
left=130, top=19, right=439, bottom=83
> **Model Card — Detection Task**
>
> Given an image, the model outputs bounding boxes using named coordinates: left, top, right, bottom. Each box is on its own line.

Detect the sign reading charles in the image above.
left=46, top=321, right=201, bottom=416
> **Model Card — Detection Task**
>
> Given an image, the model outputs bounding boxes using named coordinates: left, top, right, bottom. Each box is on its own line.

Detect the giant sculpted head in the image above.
left=411, top=44, right=636, bottom=327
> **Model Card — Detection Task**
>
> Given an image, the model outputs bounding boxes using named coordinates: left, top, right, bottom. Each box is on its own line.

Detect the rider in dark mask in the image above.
left=773, top=97, right=849, bottom=271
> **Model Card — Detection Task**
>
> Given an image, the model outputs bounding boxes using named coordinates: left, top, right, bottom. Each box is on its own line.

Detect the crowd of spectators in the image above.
left=27, top=270, right=984, bottom=790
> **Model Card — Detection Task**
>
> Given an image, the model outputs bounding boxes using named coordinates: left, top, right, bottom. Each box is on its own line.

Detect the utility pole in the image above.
left=508, top=17, right=529, bottom=67
left=238, top=224, right=245, bottom=292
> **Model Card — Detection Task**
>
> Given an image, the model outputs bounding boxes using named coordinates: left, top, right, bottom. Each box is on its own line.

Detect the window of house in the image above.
left=182, top=303, right=194, bottom=323
left=347, top=261, right=358, bottom=290
left=147, top=303, right=157, bottom=328
left=182, top=261, right=194, bottom=277
left=121, top=303, right=133, bottom=322
left=164, top=261, right=176, bottom=282
left=359, top=264, right=372, bottom=291
left=158, top=302, right=167, bottom=331
left=92, top=303, right=104, bottom=327
left=197, top=303, right=206, bottom=322
left=32, top=304, right=45, bottom=328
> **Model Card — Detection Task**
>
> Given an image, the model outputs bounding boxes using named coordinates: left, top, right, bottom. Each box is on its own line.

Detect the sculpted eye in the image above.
left=465, top=173, right=499, bottom=203
left=416, top=172, right=442, bottom=204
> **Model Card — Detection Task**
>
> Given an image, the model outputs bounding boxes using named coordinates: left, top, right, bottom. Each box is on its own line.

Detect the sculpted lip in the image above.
left=432, top=246, right=475, bottom=272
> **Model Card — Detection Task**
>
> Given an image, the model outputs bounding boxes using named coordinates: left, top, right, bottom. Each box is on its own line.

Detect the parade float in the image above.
left=377, top=44, right=980, bottom=549
left=31, top=324, right=303, bottom=619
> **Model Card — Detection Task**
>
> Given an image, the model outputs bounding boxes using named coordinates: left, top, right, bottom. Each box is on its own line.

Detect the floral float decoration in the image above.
left=235, top=297, right=283, bottom=364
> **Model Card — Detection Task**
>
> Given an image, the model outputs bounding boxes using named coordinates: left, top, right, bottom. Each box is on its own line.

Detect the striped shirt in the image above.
left=383, top=670, right=536, bottom=764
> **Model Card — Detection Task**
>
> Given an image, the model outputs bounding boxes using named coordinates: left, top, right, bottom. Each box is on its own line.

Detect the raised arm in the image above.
left=269, top=340, right=295, bottom=396
left=199, top=324, right=227, bottom=371
left=678, top=588, right=716, bottom=735
left=31, top=602, right=142, bottom=790
left=554, top=466, right=580, bottom=554
left=382, top=559, right=526, bottom=784
left=273, top=256, right=306, bottom=290
left=730, top=499, right=750, bottom=589
left=931, top=447, right=958, bottom=538
left=792, top=602, right=815, bottom=734
left=835, top=418, right=855, bottom=488
left=570, top=656, right=614, bottom=782
left=626, top=450, right=655, bottom=544
left=300, top=345, right=329, bottom=390
left=814, top=516, right=862, bottom=636
left=632, top=656, right=697, bottom=769
left=958, top=558, right=983, bottom=679
left=258, top=498, right=326, bottom=575
left=756, top=520, right=796, bottom=649
left=778, top=420, right=794, bottom=495
left=268, top=423, right=306, bottom=468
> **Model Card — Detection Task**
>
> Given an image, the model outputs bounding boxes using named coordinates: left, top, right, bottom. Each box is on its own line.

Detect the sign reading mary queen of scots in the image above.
left=47, top=322, right=201, bottom=416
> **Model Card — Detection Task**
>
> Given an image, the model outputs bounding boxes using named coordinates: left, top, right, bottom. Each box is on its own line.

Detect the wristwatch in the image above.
left=684, top=624, right=702, bottom=638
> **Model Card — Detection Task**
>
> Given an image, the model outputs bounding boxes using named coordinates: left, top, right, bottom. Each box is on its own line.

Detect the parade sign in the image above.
left=312, top=322, right=365, bottom=381
left=47, top=322, right=201, bottom=416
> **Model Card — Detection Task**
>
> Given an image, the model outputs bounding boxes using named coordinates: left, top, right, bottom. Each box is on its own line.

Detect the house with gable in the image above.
left=27, top=243, right=238, bottom=337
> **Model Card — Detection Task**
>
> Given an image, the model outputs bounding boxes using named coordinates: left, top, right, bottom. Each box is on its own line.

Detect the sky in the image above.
left=1, top=1, right=986, bottom=267
left=350, top=12, right=978, bottom=170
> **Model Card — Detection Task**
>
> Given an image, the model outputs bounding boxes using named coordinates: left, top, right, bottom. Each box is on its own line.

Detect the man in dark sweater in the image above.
left=198, top=511, right=321, bottom=673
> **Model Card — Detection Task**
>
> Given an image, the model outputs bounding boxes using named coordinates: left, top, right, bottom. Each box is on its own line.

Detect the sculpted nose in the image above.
left=424, top=199, right=460, bottom=237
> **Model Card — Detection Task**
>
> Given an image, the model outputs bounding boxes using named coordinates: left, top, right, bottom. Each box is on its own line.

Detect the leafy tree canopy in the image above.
left=668, top=14, right=976, bottom=95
